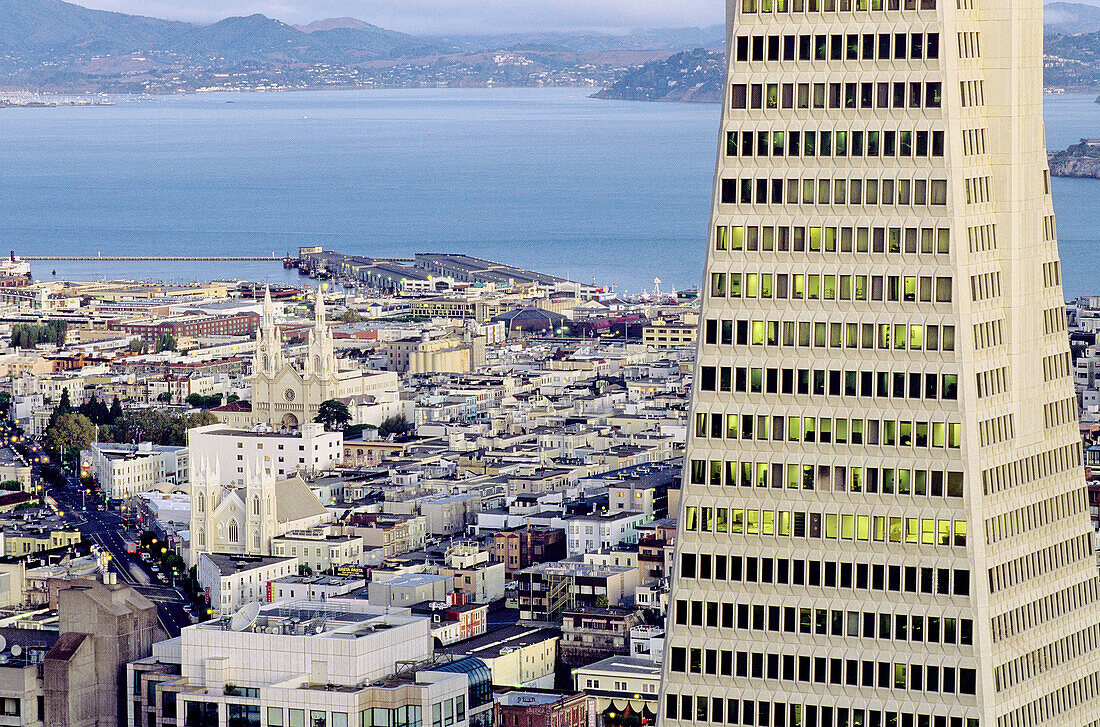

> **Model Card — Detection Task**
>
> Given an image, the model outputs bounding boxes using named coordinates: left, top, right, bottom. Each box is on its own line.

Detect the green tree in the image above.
left=155, top=332, right=178, bottom=353
left=0, top=392, right=11, bottom=417
left=315, top=399, right=351, bottom=431
left=109, top=397, right=124, bottom=423
left=128, top=338, right=148, bottom=354
left=45, top=412, right=95, bottom=469
left=339, top=309, right=365, bottom=323
left=156, top=392, right=173, bottom=403
left=378, top=414, right=411, bottom=438
left=0, top=480, right=21, bottom=492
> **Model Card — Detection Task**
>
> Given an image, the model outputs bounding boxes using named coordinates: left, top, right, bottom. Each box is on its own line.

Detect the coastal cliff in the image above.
left=1049, top=140, right=1100, bottom=179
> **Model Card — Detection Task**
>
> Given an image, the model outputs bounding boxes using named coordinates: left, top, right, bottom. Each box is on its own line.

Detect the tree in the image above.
left=157, top=392, right=173, bottom=403
left=339, top=309, right=365, bottom=324
left=378, top=414, right=411, bottom=438
left=0, top=481, right=21, bottom=492
left=56, top=388, right=72, bottom=417
left=128, top=338, right=148, bottom=354
left=109, top=397, right=124, bottom=423
left=44, top=412, right=95, bottom=468
left=0, top=392, right=11, bottom=417
left=315, top=399, right=351, bottom=431
left=155, top=332, right=178, bottom=353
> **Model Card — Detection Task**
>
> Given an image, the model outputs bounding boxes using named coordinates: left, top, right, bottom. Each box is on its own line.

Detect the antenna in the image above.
left=229, top=602, right=261, bottom=632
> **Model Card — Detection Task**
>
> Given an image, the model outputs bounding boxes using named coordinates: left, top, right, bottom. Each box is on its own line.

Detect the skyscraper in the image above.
left=660, top=2, right=1100, bottom=726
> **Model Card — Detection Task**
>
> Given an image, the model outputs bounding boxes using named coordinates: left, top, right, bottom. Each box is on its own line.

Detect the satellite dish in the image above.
left=229, top=602, right=261, bottom=632
left=9, top=645, right=21, bottom=658
left=0, top=636, right=6, bottom=653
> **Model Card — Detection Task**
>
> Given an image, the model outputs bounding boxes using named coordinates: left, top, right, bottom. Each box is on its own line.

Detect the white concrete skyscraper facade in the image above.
left=660, top=1, right=1100, bottom=726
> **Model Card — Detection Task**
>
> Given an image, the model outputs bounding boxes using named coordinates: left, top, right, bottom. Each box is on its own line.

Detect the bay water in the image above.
left=2, top=88, right=1100, bottom=296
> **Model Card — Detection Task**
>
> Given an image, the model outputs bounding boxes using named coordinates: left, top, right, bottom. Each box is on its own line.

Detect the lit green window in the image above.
left=905, top=518, right=919, bottom=544
left=762, top=510, right=775, bottom=536
left=731, top=509, right=744, bottom=533
left=849, top=515, right=867, bottom=542
left=685, top=507, right=698, bottom=530
left=955, top=521, right=968, bottom=546
left=731, top=226, right=744, bottom=250
left=889, top=517, right=903, bottom=543
left=938, top=520, right=951, bottom=546
left=825, top=514, right=838, bottom=539
left=840, top=515, right=854, bottom=540
left=715, top=508, right=728, bottom=533
left=922, top=519, right=935, bottom=545
left=747, top=510, right=759, bottom=534
left=716, top=226, right=728, bottom=251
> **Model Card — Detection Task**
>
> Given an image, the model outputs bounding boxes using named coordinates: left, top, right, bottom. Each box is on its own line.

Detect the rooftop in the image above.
left=573, top=654, right=663, bottom=677
left=201, top=553, right=296, bottom=576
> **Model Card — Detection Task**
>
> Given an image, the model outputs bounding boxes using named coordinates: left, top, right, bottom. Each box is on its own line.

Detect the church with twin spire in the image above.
left=250, top=286, right=398, bottom=430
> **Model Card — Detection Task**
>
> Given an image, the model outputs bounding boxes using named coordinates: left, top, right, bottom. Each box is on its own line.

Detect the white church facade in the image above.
left=250, top=286, right=400, bottom=429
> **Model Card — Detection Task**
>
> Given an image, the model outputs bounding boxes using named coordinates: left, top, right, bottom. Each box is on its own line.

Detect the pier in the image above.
left=24, top=255, right=280, bottom=261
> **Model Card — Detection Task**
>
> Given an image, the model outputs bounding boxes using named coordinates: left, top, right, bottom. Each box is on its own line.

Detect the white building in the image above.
left=127, top=601, right=493, bottom=727
left=661, top=0, right=1100, bottom=724
left=188, top=422, right=342, bottom=485
left=565, top=511, right=646, bottom=556
left=196, top=553, right=298, bottom=615
left=80, top=442, right=189, bottom=500
left=266, top=574, right=365, bottom=603
left=271, top=528, right=367, bottom=574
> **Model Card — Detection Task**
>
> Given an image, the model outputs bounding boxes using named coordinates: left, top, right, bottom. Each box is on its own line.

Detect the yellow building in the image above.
left=641, top=324, right=696, bottom=349
left=3, top=527, right=82, bottom=556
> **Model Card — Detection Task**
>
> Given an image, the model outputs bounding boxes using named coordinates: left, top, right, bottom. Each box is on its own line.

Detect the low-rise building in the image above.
left=491, top=526, right=567, bottom=576
left=515, top=562, right=638, bottom=622
left=127, top=601, right=495, bottom=727
left=267, top=574, right=365, bottom=603
left=573, top=656, right=661, bottom=727
left=560, top=607, right=645, bottom=667
left=442, top=624, right=560, bottom=690
left=188, top=422, right=342, bottom=485
left=271, top=528, right=366, bottom=575
left=641, top=323, right=696, bottom=350
left=196, top=553, right=298, bottom=616
left=81, top=442, right=189, bottom=500
left=368, top=573, right=451, bottom=607
left=565, top=512, right=646, bottom=556
left=493, top=691, right=589, bottom=727
left=442, top=544, right=506, bottom=605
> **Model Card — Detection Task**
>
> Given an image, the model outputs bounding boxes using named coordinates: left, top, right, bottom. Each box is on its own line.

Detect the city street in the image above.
left=45, top=474, right=193, bottom=637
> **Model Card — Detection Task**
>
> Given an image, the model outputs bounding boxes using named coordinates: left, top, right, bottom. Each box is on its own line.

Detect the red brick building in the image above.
left=108, top=312, right=260, bottom=345
left=494, top=691, right=589, bottom=727
left=492, top=525, right=567, bottom=575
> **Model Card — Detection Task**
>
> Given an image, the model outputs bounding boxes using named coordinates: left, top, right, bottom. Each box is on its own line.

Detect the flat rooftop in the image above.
left=442, top=624, right=560, bottom=659
left=202, top=553, right=296, bottom=576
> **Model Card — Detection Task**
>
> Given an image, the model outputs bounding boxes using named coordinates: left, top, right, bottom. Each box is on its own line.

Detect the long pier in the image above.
left=24, top=255, right=280, bottom=261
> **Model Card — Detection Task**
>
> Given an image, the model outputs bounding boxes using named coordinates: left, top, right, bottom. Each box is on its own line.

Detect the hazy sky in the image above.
left=73, top=0, right=726, bottom=33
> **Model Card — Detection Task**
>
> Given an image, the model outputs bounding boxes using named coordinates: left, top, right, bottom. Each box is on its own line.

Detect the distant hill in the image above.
left=1046, top=2, right=1100, bottom=35
left=593, top=49, right=724, bottom=103
left=294, top=18, right=375, bottom=33
left=0, top=0, right=192, bottom=56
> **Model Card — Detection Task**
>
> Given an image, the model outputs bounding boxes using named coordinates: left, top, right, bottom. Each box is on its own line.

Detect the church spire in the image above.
left=314, top=285, right=326, bottom=329
left=262, top=285, right=275, bottom=327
